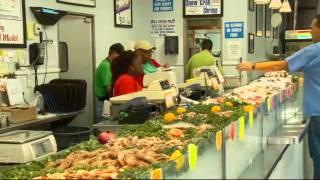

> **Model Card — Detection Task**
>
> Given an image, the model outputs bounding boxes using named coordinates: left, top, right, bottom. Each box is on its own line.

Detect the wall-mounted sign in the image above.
left=227, top=41, right=241, bottom=60
left=153, top=0, right=173, bottom=12
left=183, top=0, right=223, bottom=17
left=0, top=0, right=27, bottom=48
left=114, top=0, right=133, bottom=28
left=57, top=0, right=96, bottom=7
left=225, top=22, right=244, bottom=39
left=151, top=18, right=176, bottom=38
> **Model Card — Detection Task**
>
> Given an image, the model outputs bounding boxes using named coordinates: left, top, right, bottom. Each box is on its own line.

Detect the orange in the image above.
left=225, top=101, right=234, bottom=107
left=211, top=106, right=221, bottom=113
left=176, top=107, right=187, bottom=114
left=164, top=113, right=177, bottom=123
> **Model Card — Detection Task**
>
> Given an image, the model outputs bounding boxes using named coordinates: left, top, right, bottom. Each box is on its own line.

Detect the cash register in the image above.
left=178, top=66, right=225, bottom=100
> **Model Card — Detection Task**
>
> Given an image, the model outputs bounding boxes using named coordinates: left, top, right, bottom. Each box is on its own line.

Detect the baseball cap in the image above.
left=134, top=41, right=156, bottom=51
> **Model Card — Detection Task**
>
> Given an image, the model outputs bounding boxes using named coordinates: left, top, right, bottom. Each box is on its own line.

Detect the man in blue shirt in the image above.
left=238, top=15, right=320, bottom=178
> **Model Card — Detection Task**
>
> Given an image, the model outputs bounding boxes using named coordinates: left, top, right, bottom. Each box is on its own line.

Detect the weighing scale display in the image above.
left=160, top=80, right=171, bottom=90
left=32, top=140, right=53, bottom=158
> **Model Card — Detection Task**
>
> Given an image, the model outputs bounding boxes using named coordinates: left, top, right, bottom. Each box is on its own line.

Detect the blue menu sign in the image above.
left=225, top=22, right=244, bottom=39
left=153, top=0, right=174, bottom=12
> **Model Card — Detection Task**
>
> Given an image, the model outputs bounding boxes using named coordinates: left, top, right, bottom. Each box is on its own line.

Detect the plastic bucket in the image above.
left=52, top=126, right=92, bottom=150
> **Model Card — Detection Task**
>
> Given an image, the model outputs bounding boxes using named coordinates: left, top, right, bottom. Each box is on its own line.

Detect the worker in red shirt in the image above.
left=111, top=51, right=144, bottom=96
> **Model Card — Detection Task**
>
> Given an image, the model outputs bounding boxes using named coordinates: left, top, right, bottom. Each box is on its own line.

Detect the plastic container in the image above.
left=52, top=126, right=92, bottom=150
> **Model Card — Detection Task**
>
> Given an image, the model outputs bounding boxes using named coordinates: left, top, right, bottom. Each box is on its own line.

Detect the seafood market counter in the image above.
left=0, top=74, right=308, bottom=179
left=94, top=86, right=307, bottom=179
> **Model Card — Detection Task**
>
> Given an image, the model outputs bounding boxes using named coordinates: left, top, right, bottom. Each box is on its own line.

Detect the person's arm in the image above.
left=150, top=59, right=162, bottom=68
left=237, top=60, right=289, bottom=72
left=238, top=46, right=313, bottom=72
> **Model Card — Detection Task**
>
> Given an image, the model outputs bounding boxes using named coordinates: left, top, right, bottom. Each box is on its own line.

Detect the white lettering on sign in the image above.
left=185, top=0, right=198, bottom=6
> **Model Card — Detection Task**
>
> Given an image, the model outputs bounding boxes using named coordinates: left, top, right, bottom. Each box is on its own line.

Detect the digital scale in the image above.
left=0, top=130, right=57, bottom=164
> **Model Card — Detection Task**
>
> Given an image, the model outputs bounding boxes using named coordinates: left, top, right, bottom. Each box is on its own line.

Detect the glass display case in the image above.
left=93, top=85, right=306, bottom=179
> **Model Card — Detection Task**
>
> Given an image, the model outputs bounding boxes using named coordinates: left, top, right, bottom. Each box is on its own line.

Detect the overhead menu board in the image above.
left=183, top=0, right=223, bottom=17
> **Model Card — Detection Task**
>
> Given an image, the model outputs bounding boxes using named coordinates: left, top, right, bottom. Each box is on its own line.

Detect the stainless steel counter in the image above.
left=0, top=111, right=84, bottom=134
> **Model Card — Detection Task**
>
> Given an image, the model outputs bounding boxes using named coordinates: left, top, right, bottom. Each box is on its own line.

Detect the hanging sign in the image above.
left=151, top=168, right=163, bottom=180
left=183, top=0, right=223, bottom=17
left=239, top=116, right=245, bottom=141
left=0, top=0, right=27, bottom=48
left=151, top=18, right=177, bottom=38
left=267, top=97, right=271, bottom=112
left=216, top=130, right=222, bottom=151
left=153, top=0, right=173, bottom=12
left=188, top=144, right=197, bottom=170
left=230, top=122, right=235, bottom=141
left=164, top=92, right=175, bottom=108
left=225, top=22, right=244, bottom=39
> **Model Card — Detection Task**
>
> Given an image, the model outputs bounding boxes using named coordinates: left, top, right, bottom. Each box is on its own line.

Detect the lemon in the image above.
left=211, top=106, right=221, bottom=113
left=225, top=101, right=234, bottom=107
left=176, top=107, right=187, bottom=114
left=164, top=113, right=177, bottom=123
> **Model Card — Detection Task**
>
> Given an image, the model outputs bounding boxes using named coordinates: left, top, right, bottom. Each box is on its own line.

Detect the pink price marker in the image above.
left=230, top=122, right=235, bottom=141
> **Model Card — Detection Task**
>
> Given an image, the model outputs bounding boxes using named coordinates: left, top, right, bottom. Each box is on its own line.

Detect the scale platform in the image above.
left=0, top=130, right=52, bottom=144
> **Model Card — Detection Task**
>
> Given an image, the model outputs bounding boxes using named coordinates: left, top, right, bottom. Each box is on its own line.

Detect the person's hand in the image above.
left=236, top=62, right=254, bottom=71
left=163, top=63, right=170, bottom=68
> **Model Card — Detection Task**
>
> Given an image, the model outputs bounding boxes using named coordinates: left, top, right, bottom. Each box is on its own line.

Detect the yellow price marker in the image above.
left=267, top=97, right=271, bottom=112
left=239, top=116, right=245, bottom=141
left=249, top=111, right=254, bottom=128
left=169, top=150, right=185, bottom=172
left=151, top=168, right=163, bottom=180
left=216, top=130, right=222, bottom=151
left=188, top=144, right=197, bottom=171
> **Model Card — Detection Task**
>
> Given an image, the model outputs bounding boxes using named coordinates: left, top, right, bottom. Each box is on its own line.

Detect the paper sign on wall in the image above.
left=227, top=41, right=241, bottom=60
left=0, top=0, right=26, bottom=47
left=153, top=0, right=173, bottom=12
left=151, top=19, right=177, bottom=38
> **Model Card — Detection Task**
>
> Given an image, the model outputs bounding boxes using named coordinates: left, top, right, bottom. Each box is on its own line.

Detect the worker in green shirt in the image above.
left=186, top=39, right=216, bottom=79
left=95, top=43, right=124, bottom=101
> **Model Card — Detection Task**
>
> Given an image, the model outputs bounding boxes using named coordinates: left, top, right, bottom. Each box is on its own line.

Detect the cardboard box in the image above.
left=1, top=106, right=37, bottom=124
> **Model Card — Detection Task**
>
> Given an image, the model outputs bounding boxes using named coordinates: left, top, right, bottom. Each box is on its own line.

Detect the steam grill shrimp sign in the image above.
left=0, top=0, right=26, bottom=48
left=183, top=0, right=223, bottom=17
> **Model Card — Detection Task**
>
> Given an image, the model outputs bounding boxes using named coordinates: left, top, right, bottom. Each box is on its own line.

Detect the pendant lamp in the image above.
left=280, top=0, right=292, bottom=13
left=255, top=0, right=270, bottom=4
left=269, top=0, right=282, bottom=9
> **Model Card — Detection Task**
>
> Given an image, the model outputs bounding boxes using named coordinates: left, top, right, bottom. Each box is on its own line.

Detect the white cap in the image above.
left=134, top=40, right=156, bottom=51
